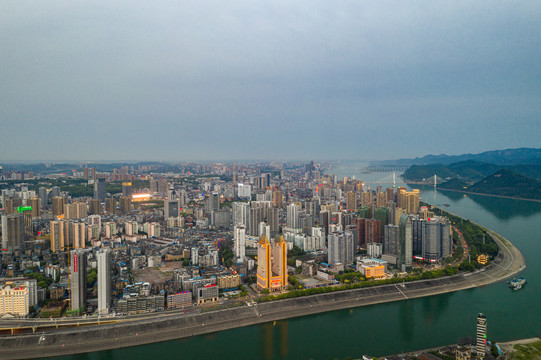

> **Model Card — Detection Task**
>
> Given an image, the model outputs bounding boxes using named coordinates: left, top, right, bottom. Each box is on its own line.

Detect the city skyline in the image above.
left=1, top=1, right=540, bottom=161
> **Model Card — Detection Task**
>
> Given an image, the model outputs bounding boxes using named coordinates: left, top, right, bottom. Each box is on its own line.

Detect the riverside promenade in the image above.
left=0, top=225, right=525, bottom=359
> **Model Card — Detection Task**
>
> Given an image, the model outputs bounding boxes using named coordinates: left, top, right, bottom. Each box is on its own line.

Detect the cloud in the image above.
left=0, top=1, right=540, bottom=161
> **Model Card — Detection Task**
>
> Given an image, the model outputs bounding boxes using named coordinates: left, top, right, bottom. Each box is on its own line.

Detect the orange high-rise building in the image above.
left=257, top=235, right=288, bottom=291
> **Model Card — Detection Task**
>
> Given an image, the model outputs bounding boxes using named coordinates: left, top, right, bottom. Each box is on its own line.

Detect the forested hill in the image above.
left=465, top=169, right=541, bottom=200
left=403, top=161, right=541, bottom=182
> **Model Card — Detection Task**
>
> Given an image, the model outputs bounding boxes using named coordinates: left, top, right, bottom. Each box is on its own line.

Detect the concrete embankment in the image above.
left=0, top=228, right=526, bottom=359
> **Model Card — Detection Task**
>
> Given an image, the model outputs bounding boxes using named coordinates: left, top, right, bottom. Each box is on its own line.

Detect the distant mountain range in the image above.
left=393, top=148, right=541, bottom=201
left=372, top=148, right=541, bottom=167
left=402, top=160, right=541, bottom=182
left=439, top=169, right=541, bottom=201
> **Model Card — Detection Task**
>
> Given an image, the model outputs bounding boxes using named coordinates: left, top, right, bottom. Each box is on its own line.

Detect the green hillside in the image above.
left=468, top=169, right=541, bottom=200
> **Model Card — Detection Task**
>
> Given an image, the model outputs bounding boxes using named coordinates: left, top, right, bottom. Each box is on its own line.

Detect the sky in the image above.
left=0, top=1, right=540, bottom=162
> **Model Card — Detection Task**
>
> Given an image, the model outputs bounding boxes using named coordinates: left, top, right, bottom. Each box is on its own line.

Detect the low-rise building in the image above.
left=0, top=282, right=29, bottom=317
left=167, top=291, right=192, bottom=309
left=196, top=284, right=218, bottom=304
left=357, top=258, right=388, bottom=278
left=216, top=274, right=241, bottom=289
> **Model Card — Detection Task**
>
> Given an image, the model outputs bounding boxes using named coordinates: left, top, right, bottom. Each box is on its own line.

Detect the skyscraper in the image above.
left=1, top=213, right=24, bottom=254
left=70, top=249, right=87, bottom=313
left=89, top=199, right=101, bottom=215
left=286, top=203, right=299, bottom=229
left=346, top=191, right=357, bottom=211
left=27, top=197, right=41, bottom=218
left=232, top=202, right=250, bottom=227
left=119, top=196, right=131, bottom=214
left=476, top=313, right=487, bottom=359
left=122, top=182, right=132, bottom=197
left=256, top=235, right=288, bottom=291
left=94, top=179, right=106, bottom=201
left=164, top=199, right=180, bottom=219
left=234, top=225, right=246, bottom=261
left=398, top=214, right=413, bottom=271
left=327, top=231, right=355, bottom=265
left=97, top=248, right=111, bottom=314
left=105, top=198, right=115, bottom=214
left=51, top=196, right=64, bottom=217
left=50, top=220, right=65, bottom=253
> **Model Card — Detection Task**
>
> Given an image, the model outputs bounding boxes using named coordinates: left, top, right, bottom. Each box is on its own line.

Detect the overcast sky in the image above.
left=1, top=1, right=540, bottom=162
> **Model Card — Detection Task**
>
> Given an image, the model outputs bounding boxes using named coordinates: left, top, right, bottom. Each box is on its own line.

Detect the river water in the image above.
left=55, top=161, right=541, bottom=359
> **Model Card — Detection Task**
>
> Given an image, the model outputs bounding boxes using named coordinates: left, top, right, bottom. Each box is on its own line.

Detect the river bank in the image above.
left=0, top=221, right=526, bottom=359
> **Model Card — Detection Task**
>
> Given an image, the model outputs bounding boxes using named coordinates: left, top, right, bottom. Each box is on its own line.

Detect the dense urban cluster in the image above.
left=0, top=161, right=459, bottom=319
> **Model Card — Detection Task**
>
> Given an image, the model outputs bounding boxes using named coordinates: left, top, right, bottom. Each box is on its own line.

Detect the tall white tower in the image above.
left=97, top=248, right=111, bottom=314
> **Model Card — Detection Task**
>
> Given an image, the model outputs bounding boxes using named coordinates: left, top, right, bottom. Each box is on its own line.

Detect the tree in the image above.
left=182, top=258, right=190, bottom=267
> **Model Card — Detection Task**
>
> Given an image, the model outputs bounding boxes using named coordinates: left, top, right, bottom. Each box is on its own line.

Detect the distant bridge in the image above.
left=360, top=166, right=409, bottom=172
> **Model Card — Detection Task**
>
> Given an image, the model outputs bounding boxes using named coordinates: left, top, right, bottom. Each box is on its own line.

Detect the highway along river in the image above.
left=53, top=182, right=540, bottom=359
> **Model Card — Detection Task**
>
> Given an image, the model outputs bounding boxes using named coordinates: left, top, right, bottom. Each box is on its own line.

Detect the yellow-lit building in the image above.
left=360, top=264, right=385, bottom=278
left=0, top=282, right=29, bottom=317
left=51, top=196, right=65, bottom=217
left=360, top=191, right=373, bottom=207
left=376, top=192, right=387, bottom=208
left=357, top=258, right=387, bottom=278
left=50, top=220, right=65, bottom=252
left=27, top=197, right=41, bottom=218
left=257, top=235, right=288, bottom=291
left=346, top=191, right=357, bottom=211
left=397, top=188, right=420, bottom=215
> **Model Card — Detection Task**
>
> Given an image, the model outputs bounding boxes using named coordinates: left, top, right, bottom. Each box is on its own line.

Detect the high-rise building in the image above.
left=89, top=199, right=101, bottom=215
left=1, top=213, right=24, bottom=254
left=476, top=313, right=487, bottom=359
left=398, top=214, right=413, bottom=271
left=38, top=187, right=48, bottom=207
left=51, top=196, right=65, bottom=217
left=327, top=231, right=355, bottom=265
left=384, top=224, right=400, bottom=255
left=105, top=198, right=116, bottom=214
left=70, top=249, right=87, bottom=313
left=232, top=202, right=250, bottom=227
left=122, top=182, right=133, bottom=197
left=94, top=179, right=106, bottom=201
left=360, top=191, right=373, bottom=207
left=422, top=217, right=452, bottom=261
left=376, top=192, right=387, bottom=208
left=27, top=197, right=41, bottom=218
left=119, top=196, right=131, bottom=214
left=346, top=191, right=357, bottom=211
left=286, top=203, right=299, bottom=229
left=50, top=220, right=65, bottom=252
left=234, top=225, right=246, bottom=261
left=50, top=186, right=61, bottom=198
left=65, top=221, right=86, bottom=249
left=205, top=193, right=220, bottom=214
left=64, top=202, right=87, bottom=219
left=272, top=190, right=283, bottom=208
left=271, top=236, right=288, bottom=288
left=97, top=248, right=111, bottom=314
left=256, top=235, right=288, bottom=290
left=164, top=199, right=180, bottom=219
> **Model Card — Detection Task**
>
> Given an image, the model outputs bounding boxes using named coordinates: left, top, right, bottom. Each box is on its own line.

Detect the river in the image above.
left=53, top=161, right=541, bottom=359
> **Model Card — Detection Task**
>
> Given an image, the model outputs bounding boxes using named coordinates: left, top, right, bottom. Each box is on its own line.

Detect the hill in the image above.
left=439, top=178, right=470, bottom=191
left=402, top=161, right=541, bottom=182
left=467, top=169, right=541, bottom=200
left=373, top=148, right=541, bottom=167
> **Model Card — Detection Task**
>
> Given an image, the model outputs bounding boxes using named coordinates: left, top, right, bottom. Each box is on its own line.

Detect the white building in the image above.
left=97, top=248, right=111, bottom=314
left=234, top=225, right=246, bottom=261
